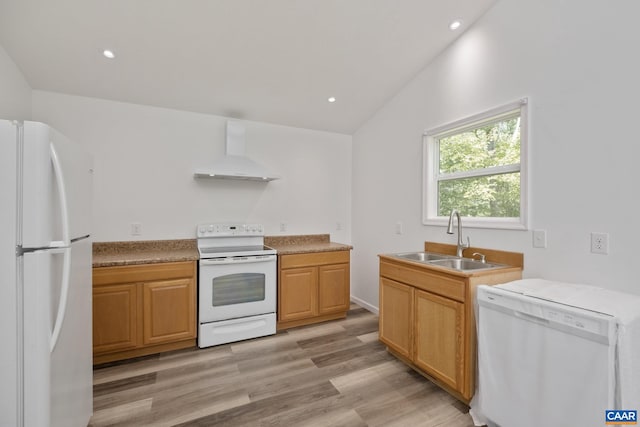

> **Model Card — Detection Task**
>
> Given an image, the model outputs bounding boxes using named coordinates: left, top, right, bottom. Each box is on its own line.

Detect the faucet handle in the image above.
left=472, top=252, right=486, bottom=263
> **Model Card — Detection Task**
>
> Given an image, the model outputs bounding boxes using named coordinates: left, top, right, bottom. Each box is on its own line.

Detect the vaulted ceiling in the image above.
left=0, top=0, right=497, bottom=133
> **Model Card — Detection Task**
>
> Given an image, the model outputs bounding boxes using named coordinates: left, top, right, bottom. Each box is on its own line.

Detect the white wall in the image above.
left=352, top=0, right=640, bottom=308
left=32, top=91, right=352, bottom=243
left=0, top=43, right=31, bottom=119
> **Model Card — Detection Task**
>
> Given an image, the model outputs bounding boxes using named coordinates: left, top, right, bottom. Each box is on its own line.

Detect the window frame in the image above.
left=422, top=98, right=529, bottom=230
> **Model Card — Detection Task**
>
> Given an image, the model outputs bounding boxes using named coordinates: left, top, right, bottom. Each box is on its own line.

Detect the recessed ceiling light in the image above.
left=328, top=97, right=336, bottom=103
left=103, top=50, right=115, bottom=59
left=449, top=20, right=462, bottom=31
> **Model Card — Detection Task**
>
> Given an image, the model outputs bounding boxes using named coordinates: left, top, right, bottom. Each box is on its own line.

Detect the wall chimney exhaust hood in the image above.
left=194, top=121, right=280, bottom=182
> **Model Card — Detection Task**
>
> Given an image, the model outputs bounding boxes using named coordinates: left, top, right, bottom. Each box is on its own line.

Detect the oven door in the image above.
left=198, top=255, right=276, bottom=323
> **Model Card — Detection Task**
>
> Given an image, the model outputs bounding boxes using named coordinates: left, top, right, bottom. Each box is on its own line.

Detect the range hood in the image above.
left=194, top=121, right=279, bottom=182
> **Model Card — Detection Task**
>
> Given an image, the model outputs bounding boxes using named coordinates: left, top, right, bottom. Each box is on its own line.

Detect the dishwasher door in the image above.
left=472, top=285, right=618, bottom=427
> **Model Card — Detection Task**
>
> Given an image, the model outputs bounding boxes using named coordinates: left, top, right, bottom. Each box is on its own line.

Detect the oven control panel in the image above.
left=197, top=223, right=264, bottom=237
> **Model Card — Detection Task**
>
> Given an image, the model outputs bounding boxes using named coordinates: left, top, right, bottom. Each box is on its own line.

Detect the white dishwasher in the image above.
left=471, top=281, right=624, bottom=427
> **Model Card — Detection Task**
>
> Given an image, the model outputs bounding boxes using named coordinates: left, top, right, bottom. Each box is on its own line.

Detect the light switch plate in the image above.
left=533, top=229, right=547, bottom=248
left=395, top=221, right=403, bottom=235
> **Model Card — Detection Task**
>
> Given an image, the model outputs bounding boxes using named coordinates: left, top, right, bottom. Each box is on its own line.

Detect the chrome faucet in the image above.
left=447, top=209, right=470, bottom=258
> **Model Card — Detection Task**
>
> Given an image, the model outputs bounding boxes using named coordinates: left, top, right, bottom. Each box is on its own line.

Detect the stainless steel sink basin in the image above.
left=393, top=252, right=453, bottom=262
left=387, top=251, right=506, bottom=272
left=428, top=258, right=503, bottom=271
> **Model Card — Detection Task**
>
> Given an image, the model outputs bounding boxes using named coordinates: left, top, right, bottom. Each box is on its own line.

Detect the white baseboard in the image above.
left=350, top=295, right=379, bottom=315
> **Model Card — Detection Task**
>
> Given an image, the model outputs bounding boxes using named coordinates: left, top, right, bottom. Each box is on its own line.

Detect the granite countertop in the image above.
left=93, top=239, right=199, bottom=268
left=265, top=234, right=352, bottom=255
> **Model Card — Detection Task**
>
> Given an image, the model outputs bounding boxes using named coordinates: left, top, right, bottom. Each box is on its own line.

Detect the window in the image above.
left=423, top=99, right=528, bottom=230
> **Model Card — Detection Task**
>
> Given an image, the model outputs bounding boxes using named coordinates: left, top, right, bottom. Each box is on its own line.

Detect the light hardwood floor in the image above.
left=90, top=305, right=475, bottom=426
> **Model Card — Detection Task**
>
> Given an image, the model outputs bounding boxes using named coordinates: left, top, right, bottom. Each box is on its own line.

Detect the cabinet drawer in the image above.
left=280, top=251, right=350, bottom=269
left=380, top=261, right=465, bottom=302
left=93, top=261, right=195, bottom=286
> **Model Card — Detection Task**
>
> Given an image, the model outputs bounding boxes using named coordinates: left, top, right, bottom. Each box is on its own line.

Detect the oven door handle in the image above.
left=200, top=255, right=277, bottom=265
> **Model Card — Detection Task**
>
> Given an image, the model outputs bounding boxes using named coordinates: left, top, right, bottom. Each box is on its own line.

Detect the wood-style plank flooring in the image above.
left=90, top=305, right=474, bottom=426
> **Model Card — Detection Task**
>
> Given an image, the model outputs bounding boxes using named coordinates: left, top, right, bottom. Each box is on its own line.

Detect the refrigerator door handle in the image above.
left=49, top=142, right=73, bottom=351
left=49, top=143, right=70, bottom=247
left=50, top=247, right=71, bottom=352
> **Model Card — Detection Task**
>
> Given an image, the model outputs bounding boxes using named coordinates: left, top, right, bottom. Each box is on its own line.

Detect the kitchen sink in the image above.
left=393, top=252, right=453, bottom=262
left=387, top=252, right=505, bottom=272
left=428, top=258, right=503, bottom=271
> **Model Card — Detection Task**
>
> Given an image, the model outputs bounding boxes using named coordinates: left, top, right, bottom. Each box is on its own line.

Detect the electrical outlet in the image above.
left=591, top=232, right=609, bottom=254
left=131, top=222, right=142, bottom=236
left=279, top=222, right=287, bottom=232
left=336, top=222, right=342, bottom=231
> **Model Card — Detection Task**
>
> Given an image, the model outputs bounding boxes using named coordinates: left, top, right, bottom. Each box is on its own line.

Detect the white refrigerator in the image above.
left=1, top=120, right=93, bottom=426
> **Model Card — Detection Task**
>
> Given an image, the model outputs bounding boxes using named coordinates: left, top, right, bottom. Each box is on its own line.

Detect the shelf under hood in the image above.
left=194, top=156, right=279, bottom=181
left=194, top=121, right=280, bottom=182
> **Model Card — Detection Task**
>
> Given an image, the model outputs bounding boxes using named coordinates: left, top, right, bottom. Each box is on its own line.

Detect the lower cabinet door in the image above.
left=142, top=278, right=196, bottom=345
left=279, top=267, right=318, bottom=321
left=318, top=263, right=350, bottom=315
left=379, top=277, right=414, bottom=359
left=414, top=289, right=465, bottom=392
left=93, top=283, right=138, bottom=353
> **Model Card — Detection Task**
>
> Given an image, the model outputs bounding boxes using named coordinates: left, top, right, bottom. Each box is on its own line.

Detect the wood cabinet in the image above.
left=92, top=261, right=196, bottom=364
left=93, top=283, right=138, bottom=354
left=278, top=250, right=350, bottom=329
left=379, top=277, right=414, bottom=359
left=142, top=278, right=195, bottom=345
left=379, top=253, right=522, bottom=403
left=279, top=267, right=318, bottom=322
left=414, top=289, right=464, bottom=391
left=318, top=264, right=350, bottom=314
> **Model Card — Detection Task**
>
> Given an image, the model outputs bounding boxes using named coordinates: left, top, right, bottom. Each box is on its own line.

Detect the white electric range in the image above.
left=196, top=223, right=277, bottom=348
